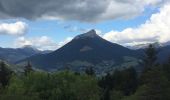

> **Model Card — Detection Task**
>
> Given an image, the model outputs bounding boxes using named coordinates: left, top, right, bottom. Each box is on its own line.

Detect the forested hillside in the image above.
left=0, top=45, right=170, bottom=100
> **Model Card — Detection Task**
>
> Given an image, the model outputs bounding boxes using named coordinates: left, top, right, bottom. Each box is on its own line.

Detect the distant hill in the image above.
left=134, top=45, right=170, bottom=63
left=17, top=30, right=141, bottom=74
left=157, top=45, right=170, bottom=63
left=0, top=46, right=51, bottom=63
left=127, top=42, right=162, bottom=50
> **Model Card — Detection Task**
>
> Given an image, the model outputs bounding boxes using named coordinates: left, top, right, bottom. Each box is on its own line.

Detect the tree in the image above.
left=98, top=73, right=113, bottom=90
left=140, top=44, right=158, bottom=85
left=85, top=66, right=95, bottom=76
left=113, top=68, right=138, bottom=95
left=98, top=73, right=113, bottom=100
left=110, top=90, right=124, bottom=100
left=102, top=88, right=111, bottom=100
left=24, top=61, right=33, bottom=75
left=127, top=68, right=170, bottom=100
left=99, top=68, right=138, bottom=100
left=162, top=56, right=170, bottom=80
left=6, top=71, right=101, bottom=100
left=0, top=61, right=11, bottom=88
left=143, top=44, right=158, bottom=69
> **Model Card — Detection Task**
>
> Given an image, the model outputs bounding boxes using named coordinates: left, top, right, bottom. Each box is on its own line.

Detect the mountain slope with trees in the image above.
left=17, top=30, right=141, bottom=72
left=0, top=44, right=170, bottom=100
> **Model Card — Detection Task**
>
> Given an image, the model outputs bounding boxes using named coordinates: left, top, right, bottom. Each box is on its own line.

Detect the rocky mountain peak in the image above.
left=74, top=29, right=99, bottom=40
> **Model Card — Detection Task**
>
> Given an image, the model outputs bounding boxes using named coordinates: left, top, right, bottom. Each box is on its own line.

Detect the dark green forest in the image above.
left=0, top=45, right=170, bottom=100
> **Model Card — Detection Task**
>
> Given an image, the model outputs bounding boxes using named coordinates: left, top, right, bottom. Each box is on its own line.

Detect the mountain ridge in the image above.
left=17, top=30, right=141, bottom=73
left=0, top=46, right=52, bottom=63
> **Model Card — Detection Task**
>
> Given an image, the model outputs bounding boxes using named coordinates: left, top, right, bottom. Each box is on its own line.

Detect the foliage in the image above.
left=85, top=66, right=95, bottom=76
left=24, top=61, right=33, bottom=76
left=0, top=44, right=170, bottom=100
left=143, top=44, right=158, bottom=69
left=3, top=71, right=100, bottom=100
left=110, top=90, right=124, bottom=100
left=0, top=61, right=12, bottom=88
left=125, top=68, right=170, bottom=100
left=98, top=67, right=138, bottom=100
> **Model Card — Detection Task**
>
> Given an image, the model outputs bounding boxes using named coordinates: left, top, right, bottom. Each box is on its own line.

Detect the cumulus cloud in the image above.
left=103, top=3, right=170, bottom=46
left=0, top=0, right=165, bottom=22
left=0, top=21, right=27, bottom=35
left=14, top=36, right=73, bottom=50
left=58, top=37, right=73, bottom=48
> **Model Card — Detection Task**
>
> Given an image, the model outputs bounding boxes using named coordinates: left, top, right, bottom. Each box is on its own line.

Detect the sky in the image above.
left=0, top=0, right=170, bottom=50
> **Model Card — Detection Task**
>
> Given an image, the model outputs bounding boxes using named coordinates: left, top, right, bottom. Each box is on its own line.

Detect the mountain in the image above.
left=157, top=45, right=170, bottom=63
left=127, top=42, right=162, bottom=50
left=17, top=30, right=141, bottom=74
left=133, top=44, right=170, bottom=63
left=0, top=46, right=51, bottom=63
left=161, top=41, right=170, bottom=46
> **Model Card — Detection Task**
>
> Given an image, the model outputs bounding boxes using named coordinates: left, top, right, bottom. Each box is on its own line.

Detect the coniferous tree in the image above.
left=24, top=61, right=33, bottom=75
left=143, top=44, right=158, bottom=69
left=103, top=73, right=114, bottom=99
left=113, top=68, right=138, bottom=95
left=0, top=61, right=11, bottom=88
left=98, top=73, right=113, bottom=100
left=140, top=44, right=158, bottom=85
left=123, top=67, right=138, bottom=95
left=85, top=66, right=95, bottom=76
left=128, top=68, right=170, bottom=100
left=102, top=88, right=111, bottom=100
left=162, top=56, right=170, bottom=80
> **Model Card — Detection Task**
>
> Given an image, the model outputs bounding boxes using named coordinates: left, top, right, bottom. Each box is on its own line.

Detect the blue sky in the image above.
left=27, top=6, right=158, bottom=39
left=0, top=0, right=169, bottom=50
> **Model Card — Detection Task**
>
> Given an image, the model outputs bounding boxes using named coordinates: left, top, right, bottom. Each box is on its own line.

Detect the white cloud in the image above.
left=141, top=0, right=162, bottom=6
left=14, top=36, right=73, bottom=50
left=0, top=21, right=27, bottom=35
left=103, top=3, right=170, bottom=46
left=58, top=37, right=73, bottom=48
left=15, top=37, right=32, bottom=46
left=95, top=29, right=102, bottom=36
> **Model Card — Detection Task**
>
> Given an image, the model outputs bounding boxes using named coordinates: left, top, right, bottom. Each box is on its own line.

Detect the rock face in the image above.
left=74, top=29, right=99, bottom=39
left=17, top=29, right=140, bottom=74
